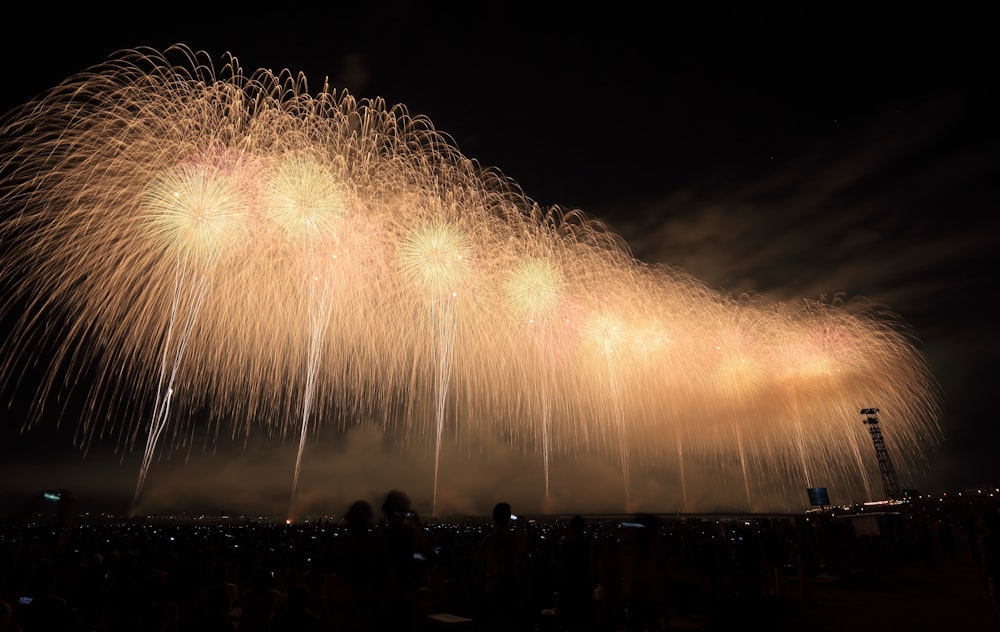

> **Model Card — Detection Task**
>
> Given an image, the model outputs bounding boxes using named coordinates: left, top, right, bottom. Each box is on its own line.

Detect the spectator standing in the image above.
left=977, top=507, right=1000, bottom=626
left=621, top=515, right=670, bottom=632
left=557, top=515, right=596, bottom=631
left=377, top=490, right=430, bottom=632
left=478, top=502, right=527, bottom=631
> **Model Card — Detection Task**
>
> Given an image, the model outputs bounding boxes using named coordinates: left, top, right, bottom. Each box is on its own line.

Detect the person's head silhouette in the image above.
left=382, top=489, right=414, bottom=526
left=492, top=502, right=512, bottom=528
left=345, top=499, right=373, bottom=532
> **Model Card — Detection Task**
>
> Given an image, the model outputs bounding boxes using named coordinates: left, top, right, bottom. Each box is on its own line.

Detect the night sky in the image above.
left=0, top=5, right=996, bottom=518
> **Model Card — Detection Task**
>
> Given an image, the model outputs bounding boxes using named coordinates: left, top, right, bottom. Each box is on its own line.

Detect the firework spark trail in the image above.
left=262, top=152, right=351, bottom=515
left=135, top=258, right=210, bottom=504
left=502, top=230, right=573, bottom=500
left=581, top=302, right=633, bottom=502
left=130, top=149, right=257, bottom=502
left=289, top=278, right=330, bottom=514
left=0, top=45, right=945, bottom=515
left=397, top=217, right=470, bottom=517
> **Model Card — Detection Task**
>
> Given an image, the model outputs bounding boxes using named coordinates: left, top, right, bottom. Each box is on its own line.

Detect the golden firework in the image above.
left=0, top=45, right=943, bottom=515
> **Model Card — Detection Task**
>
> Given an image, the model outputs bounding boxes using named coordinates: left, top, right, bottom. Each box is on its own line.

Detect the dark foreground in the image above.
left=699, top=553, right=996, bottom=631
left=1, top=494, right=998, bottom=631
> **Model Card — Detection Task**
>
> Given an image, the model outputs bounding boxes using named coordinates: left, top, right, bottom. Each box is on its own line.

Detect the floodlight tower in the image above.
left=860, top=408, right=902, bottom=501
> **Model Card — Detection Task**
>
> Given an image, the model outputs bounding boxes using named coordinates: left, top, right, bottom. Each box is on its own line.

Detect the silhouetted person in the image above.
left=191, top=583, right=238, bottom=632
left=191, top=562, right=239, bottom=632
left=330, top=499, right=384, bottom=631
left=0, top=599, right=23, bottom=632
left=238, top=568, right=286, bottom=632
left=937, top=518, right=958, bottom=562
left=72, top=551, right=110, bottom=632
left=557, top=515, right=596, bottom=631
left=377, top=489, right=429, bottom=632
left=478, top=502, right=527, bottom=631
left=271, top=583, right=319, bottom=632
left=978, top=506, right=1000, bottom=625
left=911, top=516, right=937, bottom=570
left=791, top=515, right=818, bottom=603
left=594, top=535, right=626, bottom=632
left=15, top=563, right=76, bottom=632
left=621, top=515, right=669, bottom=632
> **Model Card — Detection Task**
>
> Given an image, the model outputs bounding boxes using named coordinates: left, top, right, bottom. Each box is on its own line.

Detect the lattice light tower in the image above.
left=860, top=408, right=902, bottom=500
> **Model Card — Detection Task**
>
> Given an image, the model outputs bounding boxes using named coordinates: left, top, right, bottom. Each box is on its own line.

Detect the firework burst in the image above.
left=0, top=45, right=942, bottom=516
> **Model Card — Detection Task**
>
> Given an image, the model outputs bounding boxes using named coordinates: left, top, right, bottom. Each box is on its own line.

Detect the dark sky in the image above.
left=0, top=5, right=996, bottom=518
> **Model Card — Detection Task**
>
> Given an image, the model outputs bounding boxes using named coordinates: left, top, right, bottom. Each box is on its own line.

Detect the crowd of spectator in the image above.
left=0, top=489, right=997, bottom=631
